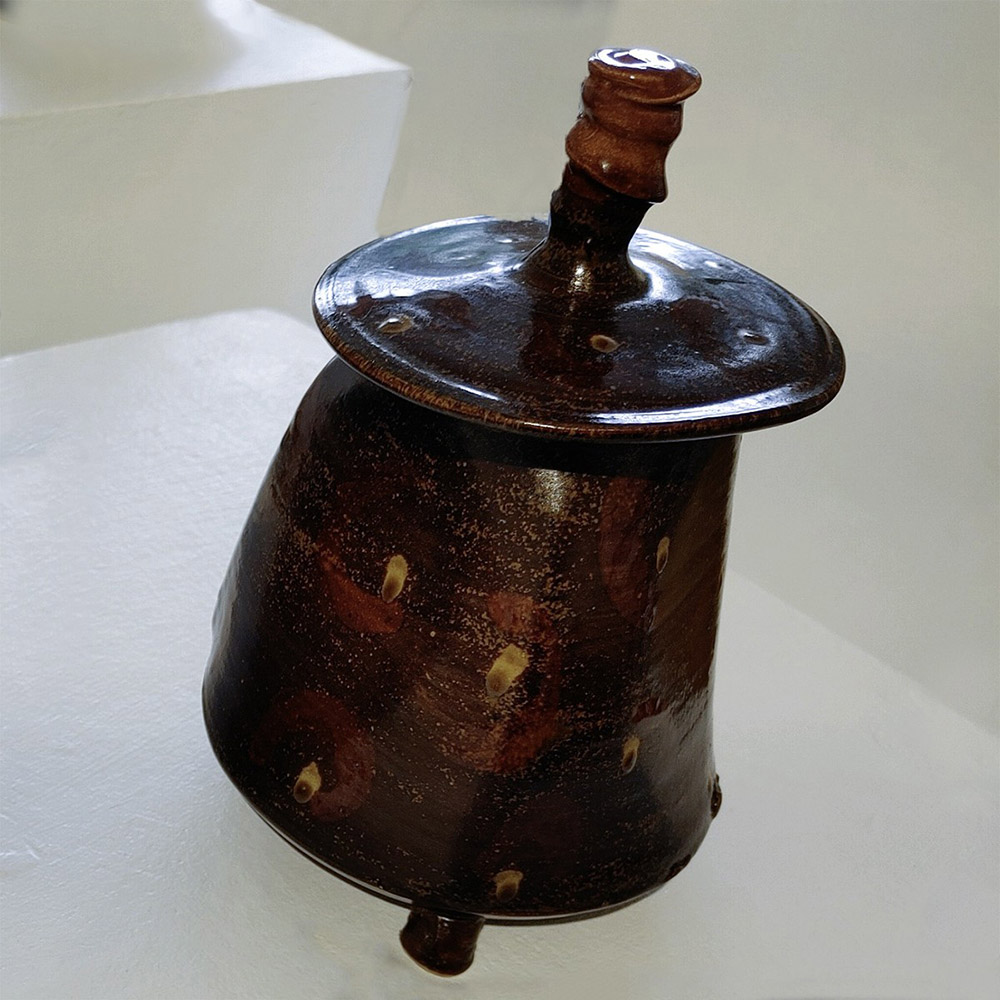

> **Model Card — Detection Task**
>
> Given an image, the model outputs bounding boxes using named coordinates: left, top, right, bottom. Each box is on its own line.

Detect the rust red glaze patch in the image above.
left=487, top=590, right=555, bottom=641
left=318, top=548, right=403, bottom=634
left=250, top=690, right=375, bottom=821
left=598, top=477, right=654, bottom=628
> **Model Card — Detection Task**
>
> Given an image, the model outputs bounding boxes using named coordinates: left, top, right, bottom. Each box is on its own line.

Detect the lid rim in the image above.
left=313, top=217, right=845, bottom=443
left=314, top=304, right=845, bottom=443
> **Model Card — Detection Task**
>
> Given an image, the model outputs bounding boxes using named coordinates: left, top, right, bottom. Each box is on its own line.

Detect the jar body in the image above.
left=203, top=356, right=737, bottom=920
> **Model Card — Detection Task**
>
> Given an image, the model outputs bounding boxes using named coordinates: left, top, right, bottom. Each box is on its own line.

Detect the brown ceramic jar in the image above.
left=203, top=48, right=844, bottom=976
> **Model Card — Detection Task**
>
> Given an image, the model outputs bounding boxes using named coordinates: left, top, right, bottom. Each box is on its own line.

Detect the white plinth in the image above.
left=1, top=311, right=997, bottom=999
left=0, top=1, right=409, bottom=355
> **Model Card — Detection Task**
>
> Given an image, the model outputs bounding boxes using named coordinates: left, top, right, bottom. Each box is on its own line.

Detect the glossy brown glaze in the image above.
left=315, top=217, right=843, bottom=439
left=564, top=48, right=700, bottom=202
left=400, top=909, right=485, bottom=976
left=314, top=47, right=843, bottom=441
left=204, top=46, right=844, bottom=975
left=204, top=358, right=734, bottom=918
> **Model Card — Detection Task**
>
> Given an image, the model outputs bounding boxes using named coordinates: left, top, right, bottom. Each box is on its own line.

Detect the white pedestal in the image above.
left=0, top=1, right=409, bottom=355
left=1, top=311, right=997, bottom=999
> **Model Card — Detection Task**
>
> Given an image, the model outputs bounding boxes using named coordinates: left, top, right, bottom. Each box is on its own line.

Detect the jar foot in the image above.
left=399, top=907, right=485, bottom=976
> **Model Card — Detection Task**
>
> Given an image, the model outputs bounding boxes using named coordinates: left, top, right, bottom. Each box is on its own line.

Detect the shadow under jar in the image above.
left=203, top=47, right=844, bottom=976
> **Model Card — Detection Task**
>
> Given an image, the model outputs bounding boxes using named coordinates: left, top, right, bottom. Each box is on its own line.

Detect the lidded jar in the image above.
left=203, top=48, right=844, bottom=976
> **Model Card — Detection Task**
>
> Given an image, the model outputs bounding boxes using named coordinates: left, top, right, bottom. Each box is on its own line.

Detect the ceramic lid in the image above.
left=314, top=48, right=844, bottom=441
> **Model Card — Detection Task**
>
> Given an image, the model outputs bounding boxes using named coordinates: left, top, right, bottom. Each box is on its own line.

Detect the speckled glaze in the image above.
left=205, top=359, right=733, bottom=905
left=203, top=48, right=843, bottom=975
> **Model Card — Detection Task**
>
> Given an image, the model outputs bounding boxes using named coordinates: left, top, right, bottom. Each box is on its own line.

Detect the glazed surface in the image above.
left=203, top=358, right=735, bottom=919
left=314, top=217, right=844, bottom=440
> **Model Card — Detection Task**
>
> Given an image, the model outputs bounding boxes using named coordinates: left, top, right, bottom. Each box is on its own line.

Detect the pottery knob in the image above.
left=566, top=47, right=701, bottom=202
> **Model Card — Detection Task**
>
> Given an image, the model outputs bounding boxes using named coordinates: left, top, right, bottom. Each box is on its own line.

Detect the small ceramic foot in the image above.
left=399, top=907, right=485, bottom=976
